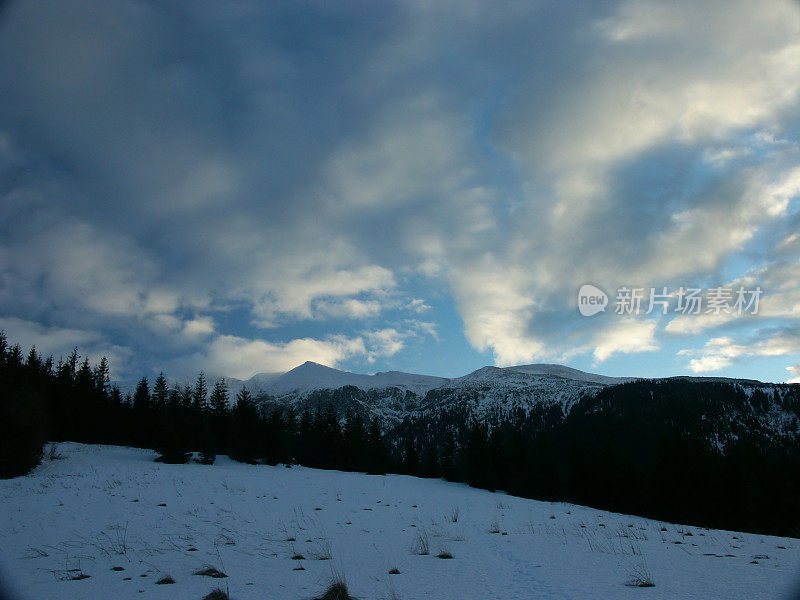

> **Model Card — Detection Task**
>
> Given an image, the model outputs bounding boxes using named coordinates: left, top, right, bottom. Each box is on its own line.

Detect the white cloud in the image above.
left=0, top=316, right=100, bottom=357
left=364, top=328, right=407, bottom=362
left=183, top=317, right=215, bottom=339
left=449, top=258, right=544, bottom=366
left=314, top=298, right=383, bottom=320
left=592, top=319, right=659, bottom=362
left=203, top=334, right=368, bottom=380
left=679, top=332, right=800, bottom=375
left=0, top=316, right=132, bottom=379
left=408, top=298, right=431, bottom=314
left=787, top=363, right=800, bottom=384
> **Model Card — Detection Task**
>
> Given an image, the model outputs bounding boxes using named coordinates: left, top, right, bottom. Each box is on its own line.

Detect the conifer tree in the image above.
left=230, top=387, right=259, bottom=463
left=192, top=372, right=208, bottom=412
left=209, top=379, right=229, bottom=418
left=209, top=379, right=230, bottom=452
left=153, top=372, right=168, bottom=409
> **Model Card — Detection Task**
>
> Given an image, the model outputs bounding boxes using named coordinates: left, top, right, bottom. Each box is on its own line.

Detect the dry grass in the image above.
left=318, top=578, right=352, bottom=600
left=193, top=566, right=228, bottom=578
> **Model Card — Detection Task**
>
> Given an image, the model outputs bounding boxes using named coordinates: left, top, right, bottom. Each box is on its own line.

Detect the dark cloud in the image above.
left=0, top=0, right=799, bottom=379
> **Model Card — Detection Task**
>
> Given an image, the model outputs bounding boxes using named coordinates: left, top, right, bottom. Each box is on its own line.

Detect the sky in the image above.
left=1, top=0, right=800, bottom=384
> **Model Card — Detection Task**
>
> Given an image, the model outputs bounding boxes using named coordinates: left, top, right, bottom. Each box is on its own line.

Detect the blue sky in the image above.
left=1, top=0, right=800, bottom=383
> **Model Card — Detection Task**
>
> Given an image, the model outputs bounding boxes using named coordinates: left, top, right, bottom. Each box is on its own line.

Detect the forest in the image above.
left=1, top=330, right=798, bottom=538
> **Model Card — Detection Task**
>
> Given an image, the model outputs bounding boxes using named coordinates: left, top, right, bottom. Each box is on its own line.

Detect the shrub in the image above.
left=318, top=578, right=352, bottom=600
left=194, top=566, right=227, bottom=578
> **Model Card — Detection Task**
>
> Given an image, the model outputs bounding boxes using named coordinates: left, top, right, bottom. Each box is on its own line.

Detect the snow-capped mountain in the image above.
left=265, top=361, right=447, bottom=398
left=252, top=361, right=634, bottom=429
left=250, top=362, right=800, bottom=455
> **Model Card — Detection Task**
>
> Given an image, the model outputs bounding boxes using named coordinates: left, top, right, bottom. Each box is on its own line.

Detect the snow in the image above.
left=504, top=364, right=634, bottom=386
left=263, top=362, right=631, bottom=404
left=267, top=361, right=447, bottom=398
left=1, top=443, right=798, bottom=600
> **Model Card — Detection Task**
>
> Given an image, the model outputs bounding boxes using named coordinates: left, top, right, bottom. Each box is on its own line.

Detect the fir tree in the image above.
left=153, top=372, right=168, bottom=409
left=230, top=388, right=259, bottom=463
left=192, top=372, right=208, bottom=412
left=93, top=357, right=110, bottom=396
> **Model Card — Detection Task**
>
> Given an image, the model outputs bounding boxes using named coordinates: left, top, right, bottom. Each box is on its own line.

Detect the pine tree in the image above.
left=366, top=417, right=387, bottom=475
left=133, top=377, right=151, bottom=412
left=343, top=412, right=367, bottom=471
left=93, top=357, right=110, bottom=396
left=195, top=373, right=216, bottom=464
left=132, top=377, right=151, bottom=447
left=25, top=345, right=41, bottom=373
left=155, top=383, right=189, bottom=464
left=0, top=330, right=7, bottom=366
left=7, top=343, right=23, bottom=369
left=192, top=372, right=208, bottom=412
left=181, top=383, right=193, bottom=411
left=153, top=372, right=168, bottom=409
left=230, top=388, right=259, bottom=463
left=209, top=379, right=229, bottom=418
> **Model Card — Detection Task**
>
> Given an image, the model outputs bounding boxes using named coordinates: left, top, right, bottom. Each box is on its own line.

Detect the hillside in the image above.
left=253, top=362, right=630, bottom=429
left=1, top=443, right=798, bottom=600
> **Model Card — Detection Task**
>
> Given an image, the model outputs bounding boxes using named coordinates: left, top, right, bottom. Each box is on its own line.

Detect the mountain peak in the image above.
left=504, top=363, right=632, bottom=385
left=294, top=360, right=335, bottom=370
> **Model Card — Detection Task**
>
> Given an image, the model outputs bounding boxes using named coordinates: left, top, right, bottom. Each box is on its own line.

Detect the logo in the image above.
left=578, top=284, right=608, bottom=316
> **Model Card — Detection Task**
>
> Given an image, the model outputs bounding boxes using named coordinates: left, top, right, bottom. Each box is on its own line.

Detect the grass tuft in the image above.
left=318, top=578, right=352, bottom=600
left=625, top=562, right=655, bottom=588
left=194, top=566, right=228, bottom=578
left=412, top=529, right=430, bottom=555
left=203, top=588, right=229, bottom=600
left=156, top=575, right=175, bottom=584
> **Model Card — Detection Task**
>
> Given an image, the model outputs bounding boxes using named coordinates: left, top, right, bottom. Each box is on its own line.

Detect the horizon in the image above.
left=2, top=1, right=800, bottom=385
left=91, top=356, right=788, bottom=388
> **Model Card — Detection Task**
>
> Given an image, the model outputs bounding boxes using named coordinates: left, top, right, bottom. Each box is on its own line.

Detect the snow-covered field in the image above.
left=1, top=443, right=798, bottom=600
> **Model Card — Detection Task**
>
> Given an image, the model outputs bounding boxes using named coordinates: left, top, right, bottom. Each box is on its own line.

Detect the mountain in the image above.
left=266, top=361, right=447, bottom=397
left=252, top=361, right=635, bottom=430
left=251, top=361, right=800, bottom=457
left=503, top=363, right=632, bottom=385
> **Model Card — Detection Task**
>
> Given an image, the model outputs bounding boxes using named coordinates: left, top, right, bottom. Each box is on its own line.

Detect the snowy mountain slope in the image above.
left=1, top=443, right=798, bottom=600
left=504, top=363, right=634, bottom=385
left=255, top=362, right=630, bottom=428
left=266, top=361, right=447, bottom=398
left=422, top=366, right=613, bottom=420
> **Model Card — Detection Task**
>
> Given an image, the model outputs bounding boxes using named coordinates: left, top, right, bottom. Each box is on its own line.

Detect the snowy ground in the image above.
left=1, top=443, right=798, bottom=600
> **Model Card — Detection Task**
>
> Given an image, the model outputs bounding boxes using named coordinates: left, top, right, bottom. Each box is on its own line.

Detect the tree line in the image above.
left=0, top=332, right=391, bottom=474
left=2, top=331, right=799, bottom=537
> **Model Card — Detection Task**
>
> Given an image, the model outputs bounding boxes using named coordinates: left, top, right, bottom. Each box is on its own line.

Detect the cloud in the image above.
left=197, top=323, right=428, bottom=379
left=0, top=316, right=132, bottom=378
left=0, top=316, right=100, bottom=357
left=183, top=317, right=215, bottom=339
left=787, top=363, right=800, bottom=384
left=679, top=330, right=800, bottom=376
left=201, top=334, right=368, bottom=380
left=0, top=0, right=799, bottom=378
left=592, top=319, right=659, bottom=362
left=364, top=328, right=407, bottom=362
